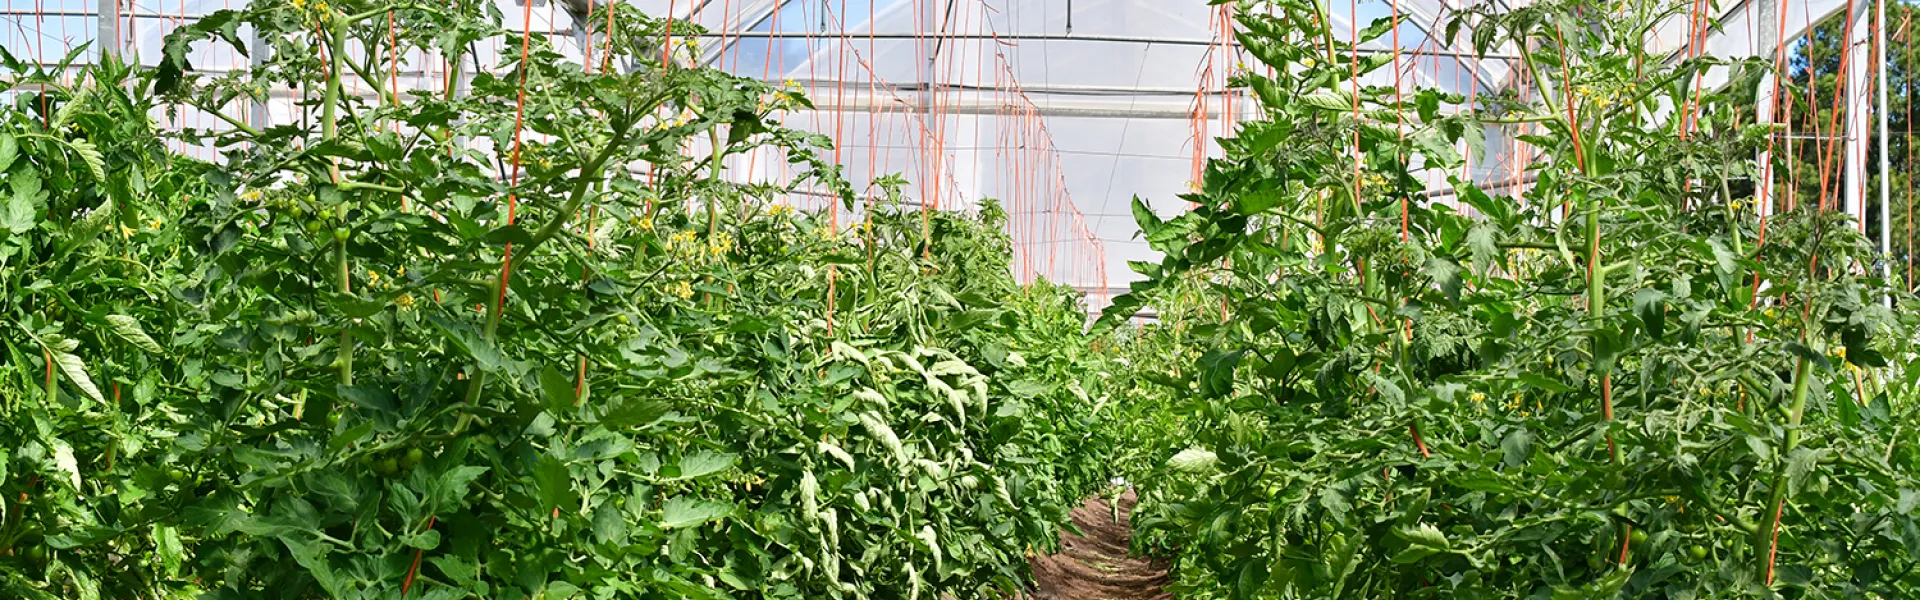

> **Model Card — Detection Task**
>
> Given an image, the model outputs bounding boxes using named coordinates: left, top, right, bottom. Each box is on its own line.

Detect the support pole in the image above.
left=1846, top=0, right=1873, bottom=231
left=250, top=25, right=270, bottom=131
left=1758, top=0, right=1780, bottom=223
left=1878, top=0, right=1894, bottom=301
left=97, top=0, right=121, bottom=61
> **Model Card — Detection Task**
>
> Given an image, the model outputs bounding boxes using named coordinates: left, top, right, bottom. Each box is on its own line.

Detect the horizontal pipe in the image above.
left=693, top=30, right=1520, bottom=60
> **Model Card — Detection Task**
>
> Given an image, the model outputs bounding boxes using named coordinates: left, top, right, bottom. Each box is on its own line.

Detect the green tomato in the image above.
left=1630, top=529, right=1648, bottom=546
left=168, top=468, right=188, bottom=483
left=373, top=457, right=399, bottom=477
left=23, top=545, right=45, bottom=562
left=334, top=227, right=350, bottom=243
left=1688, top=545, right=1708, bottom=561
left=401, top=447, right=425, bottom=469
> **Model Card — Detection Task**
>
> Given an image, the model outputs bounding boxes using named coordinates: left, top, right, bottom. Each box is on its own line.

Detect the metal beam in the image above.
left=779, top=77, right=1233, bottom=97
left=690, top=29, right=1518, bottom=60
left=1878, top=0, right=1893, bottom=299
left=797, top=89, right=1247, bottom=120
left=96, top=0, right=120, bottom=61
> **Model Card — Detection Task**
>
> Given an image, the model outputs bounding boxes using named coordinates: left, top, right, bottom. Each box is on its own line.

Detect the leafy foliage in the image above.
left=0, top=1, right=1113, bottom=598
left=1106, top=0, right=1920, bottom=597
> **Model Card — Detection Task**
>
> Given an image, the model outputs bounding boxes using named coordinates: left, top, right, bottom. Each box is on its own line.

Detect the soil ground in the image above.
left=1026, top=490, right=1171, bottom=600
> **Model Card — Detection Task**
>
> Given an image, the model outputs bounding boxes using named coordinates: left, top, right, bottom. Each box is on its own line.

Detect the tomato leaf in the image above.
left=533, top=454, right=577, bottom=511
left=0, top=132, right=17, bottom=173
left=538, top=365, right=576, bottom=414
left=49, top=437, right=82, bottom=489
left=6, top=166, right=42, bottom=235
left=103, top=314, right=165, bottom=354
left=659, top=495, right=731, bottom=529
left=1633, top=289, right=1667, bottom=339
left=49, top=348, right=106, bottom=404
left=1391, top=523, right=1452, bottom=563
left=598, top=396, right=670, bottom=428
left=1196, top=348, right=1245, bottom=399
left=664, top=451, right=738, bottom=482
left=336, top=385, right=396, bottom=414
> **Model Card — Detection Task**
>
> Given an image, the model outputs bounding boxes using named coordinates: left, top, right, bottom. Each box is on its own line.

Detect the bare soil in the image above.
left=1026, top=490, right=1171, bottom=600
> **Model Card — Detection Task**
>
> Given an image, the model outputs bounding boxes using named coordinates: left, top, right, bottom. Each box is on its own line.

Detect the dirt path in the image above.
left=1027, top=490, right=1171, bottom=600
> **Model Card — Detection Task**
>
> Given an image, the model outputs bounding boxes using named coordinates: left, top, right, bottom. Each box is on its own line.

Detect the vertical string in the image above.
left=1349, top=0, right=1362, bottom=214
left=1815, top=0, right=1860, bottom=216
left=1750, top=0, right=1799, bottom=325
left=1392, top=0, right=1407, bottom=240
left=493, top=0, right=537, bottom=317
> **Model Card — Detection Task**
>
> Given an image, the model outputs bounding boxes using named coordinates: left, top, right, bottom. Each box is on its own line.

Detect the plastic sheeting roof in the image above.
left=1, top=0, right=1867, bottom=303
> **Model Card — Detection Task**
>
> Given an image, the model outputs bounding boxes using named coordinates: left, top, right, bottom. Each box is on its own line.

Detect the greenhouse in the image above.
left=4, top=0, right=1920, bottom=596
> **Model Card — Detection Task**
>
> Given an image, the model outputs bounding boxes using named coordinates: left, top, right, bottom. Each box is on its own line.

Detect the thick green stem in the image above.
left=1760, top=356, right=1813, bottom=582
left=707, top=128, right=724, bottom=235
left=456, top=117, right=637, bottom=430
left=1720, top=174, right=1750, bottom=347
left=1587, top=205, right=1603, bottom=333
left=1585, top=186, right=1617, bottom=464
left=324, top=16, right=353, bottom=387
left=322, top=19, right=344, bottom=148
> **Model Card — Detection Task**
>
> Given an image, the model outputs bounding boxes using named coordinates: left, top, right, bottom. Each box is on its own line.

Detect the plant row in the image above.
left=0, top=2, right=1116, bottom=598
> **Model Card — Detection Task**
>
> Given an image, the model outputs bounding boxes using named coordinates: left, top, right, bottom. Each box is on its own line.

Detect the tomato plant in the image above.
left=0, top=1, right=1116, bottom=597
left=1105, top=0, right=1920, bottom=597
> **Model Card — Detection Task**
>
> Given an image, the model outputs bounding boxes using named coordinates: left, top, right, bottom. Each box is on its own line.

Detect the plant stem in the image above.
left=1761, top=355, right=1813, bottom=584
left=1720, top=173, right=1748, bottom=346
left=344, top=49, right=396, bottom=108
left=1586, top=192, right=1613, bottom=463
left=324, top=15, right=353, bottom=387
left=455, top=116, right=637, bottom=430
